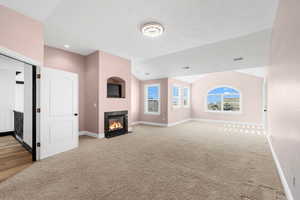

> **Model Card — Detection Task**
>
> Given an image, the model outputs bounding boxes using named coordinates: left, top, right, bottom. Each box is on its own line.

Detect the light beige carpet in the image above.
left=0, top=121, right=286, bottom=200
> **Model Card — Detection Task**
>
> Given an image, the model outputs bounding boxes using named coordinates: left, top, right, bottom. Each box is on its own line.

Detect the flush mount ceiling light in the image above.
left=141, top=22, right=164, bottom=38
left=64, top=44, right=70, bottom=49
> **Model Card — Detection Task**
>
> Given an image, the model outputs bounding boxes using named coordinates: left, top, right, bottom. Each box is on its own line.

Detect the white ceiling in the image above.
left=0, top=0, right=62, bottom=21
left=174, top=74, right=207, bottom=83
left=174, top=67, right=265, bottom=83
left=134, top=30, right=271, bottom=80
left=236, top=67, right=266, bottom=78
left=0, top=0, right=278, bottom=79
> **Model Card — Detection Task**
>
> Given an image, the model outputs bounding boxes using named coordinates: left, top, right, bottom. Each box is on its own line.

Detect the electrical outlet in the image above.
left=293, top=176, right=296, bottom=187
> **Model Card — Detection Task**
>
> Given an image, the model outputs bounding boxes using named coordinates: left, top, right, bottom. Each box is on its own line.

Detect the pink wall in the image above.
left=0, top=5, right=44, bottom=64
left=139, top=78, right=169, bottom=124
left=45, top=48, right=131, bottom=134
left=84, top=51, right=100, bottom=133
left=98, top=51, right=131, bottom=133
left=168, top=79, right=191, bottom=124
left=191, top=71, right=263, bottom=124
left=44, top=46, right=86, bottom=131
left=268, top=0, right=300, bottom=198
left=131, top=75, right=140, bottom=123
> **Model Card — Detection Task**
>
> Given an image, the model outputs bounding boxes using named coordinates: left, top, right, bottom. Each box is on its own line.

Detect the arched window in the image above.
left=206, top=86, right=241, bottom=112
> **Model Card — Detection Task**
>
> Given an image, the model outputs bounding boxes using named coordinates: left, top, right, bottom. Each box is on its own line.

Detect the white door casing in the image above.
left=40, top=67, right=79, bottom=159
left=23, top=64, right=33, bottom=147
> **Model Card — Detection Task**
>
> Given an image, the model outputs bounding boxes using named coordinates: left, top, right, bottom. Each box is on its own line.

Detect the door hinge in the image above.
left=37, top=74, right=41, bottom=79
left=37, top=142, right=41, bottom=147
left=37, top=108, right=41, bottom=113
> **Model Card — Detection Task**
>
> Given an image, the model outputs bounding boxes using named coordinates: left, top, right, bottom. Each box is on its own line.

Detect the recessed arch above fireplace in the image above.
left=107, top=77, right=125, bottom=98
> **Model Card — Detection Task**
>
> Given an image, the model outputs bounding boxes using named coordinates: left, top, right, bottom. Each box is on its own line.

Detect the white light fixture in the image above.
left=64, top=44, right=70, bottom=49
left=141, top=22, right=164, bottom=38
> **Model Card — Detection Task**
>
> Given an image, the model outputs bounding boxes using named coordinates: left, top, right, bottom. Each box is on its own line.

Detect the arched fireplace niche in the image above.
left=107, top=77, right=125, bottom=98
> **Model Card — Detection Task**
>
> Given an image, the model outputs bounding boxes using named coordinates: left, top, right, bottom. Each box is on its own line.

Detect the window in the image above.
left=145, top=84, right=160, bottom=114
left=183, top=87, right=190, bottom=107
left=172, top=86, right=181, bottom=107
left=207, top=86, right=241, bottom=112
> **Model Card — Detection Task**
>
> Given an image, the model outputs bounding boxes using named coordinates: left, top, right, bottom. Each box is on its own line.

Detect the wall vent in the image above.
left=234, top=57, right=244, bottom=61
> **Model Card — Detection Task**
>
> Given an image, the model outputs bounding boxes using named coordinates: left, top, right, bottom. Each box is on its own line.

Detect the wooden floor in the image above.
left=0, top=136, right=32, bottom=183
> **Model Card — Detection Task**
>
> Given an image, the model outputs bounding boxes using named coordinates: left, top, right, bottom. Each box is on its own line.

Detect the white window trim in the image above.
left=205, top=85, right=242, bottom=114
left=172, top=85, right=181, bottom=108
left=144, top=84, right=160, bottom=115
left=183, top=87, right=190, bottom=108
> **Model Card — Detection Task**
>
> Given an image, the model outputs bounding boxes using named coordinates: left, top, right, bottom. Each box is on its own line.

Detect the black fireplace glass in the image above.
left=104, top=111, right=128, bottom=138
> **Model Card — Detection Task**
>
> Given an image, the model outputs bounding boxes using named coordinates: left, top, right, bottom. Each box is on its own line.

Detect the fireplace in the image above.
left=104, top=111, right=128, bottom=138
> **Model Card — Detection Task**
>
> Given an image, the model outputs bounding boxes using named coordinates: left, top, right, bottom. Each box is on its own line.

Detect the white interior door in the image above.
left=0, top=68, right=15, bottom=132
left=0, top=55, right=24, bottom=133
left=40, top=67, right=78, bottom=159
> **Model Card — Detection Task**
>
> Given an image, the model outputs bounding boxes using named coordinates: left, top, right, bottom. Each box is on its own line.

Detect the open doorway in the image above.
left=0, top=54, right=37, bottom=182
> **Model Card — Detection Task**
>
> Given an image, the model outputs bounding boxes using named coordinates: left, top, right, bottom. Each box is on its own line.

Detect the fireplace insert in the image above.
left=104, top=111, right=128, bottom=138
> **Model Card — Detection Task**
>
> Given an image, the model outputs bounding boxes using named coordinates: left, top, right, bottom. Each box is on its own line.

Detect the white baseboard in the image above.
left=131, top=118, right=263, bottom=129
left=79, top=131, right=86, bottom=136
left=131, top=119, right=192, bottom=127
left=133, top=121, right=168, bottom=127
left=79, top=131, right=105, bottom=139
left=167, top=119, right=192, bottom=127
left=267, top=135, right=294, bottom=200
left=98, top=133, right=105, bottom=139
left=131, top=121, right=141, bottom=126
left=192, top=118, right=263, bottom=127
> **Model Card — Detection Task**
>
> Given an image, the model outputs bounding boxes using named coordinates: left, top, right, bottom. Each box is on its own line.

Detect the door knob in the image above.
left=74, top=113, right=78, bottom=116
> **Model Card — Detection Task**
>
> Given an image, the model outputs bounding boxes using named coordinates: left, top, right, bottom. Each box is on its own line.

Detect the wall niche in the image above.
left=107, top=77, right=125, bottom=98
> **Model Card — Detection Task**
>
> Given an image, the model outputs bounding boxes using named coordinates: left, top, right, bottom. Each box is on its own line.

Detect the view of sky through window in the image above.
left=148, top=86, right=159, bottom=99
left=184, top=88, right=188, bottom=97
left=208, top=87, right=239, bottom=95
left=173, top=87, right=179, bottom=96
